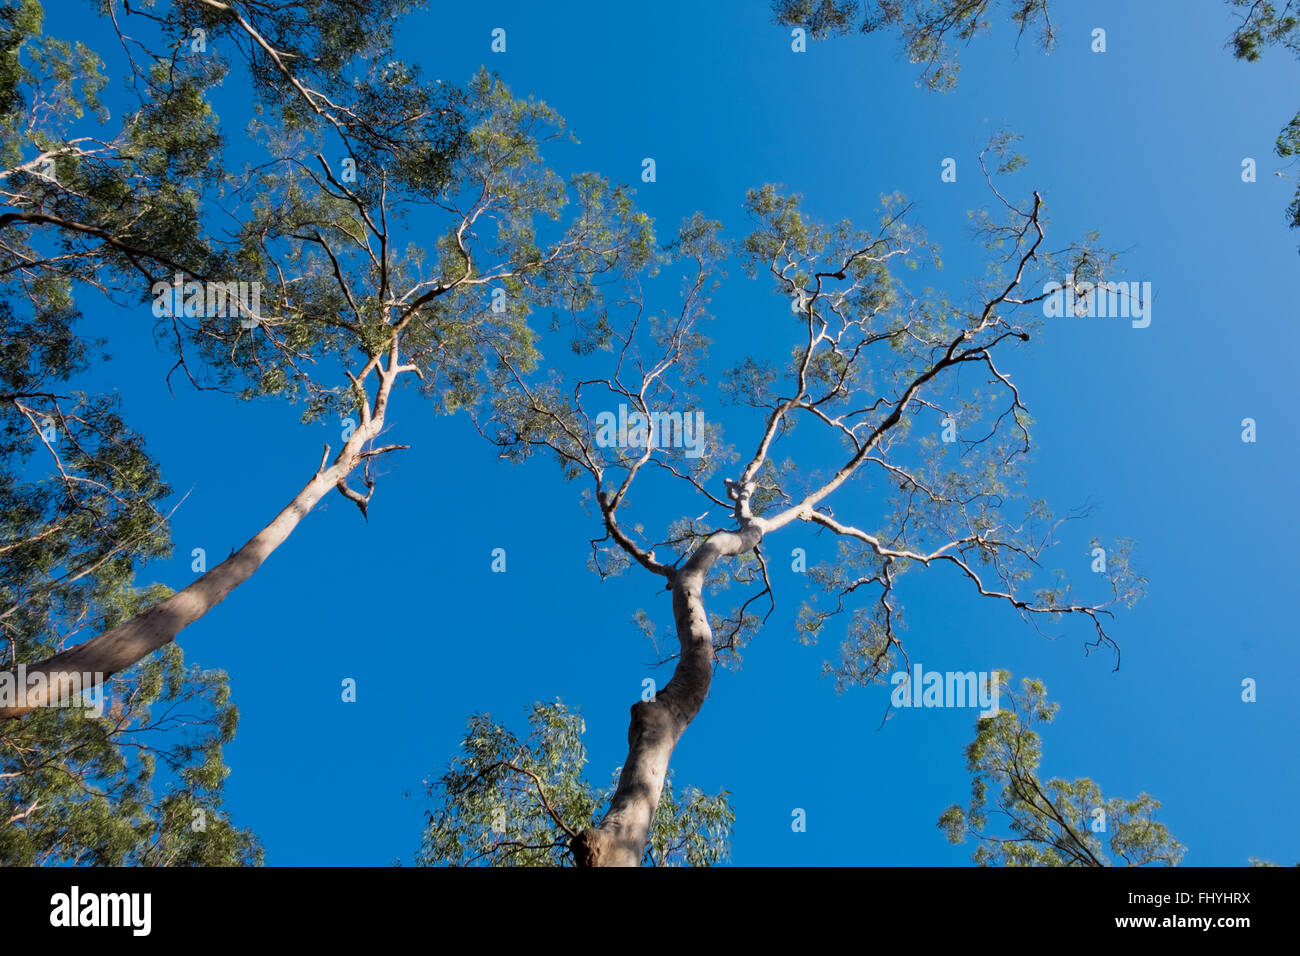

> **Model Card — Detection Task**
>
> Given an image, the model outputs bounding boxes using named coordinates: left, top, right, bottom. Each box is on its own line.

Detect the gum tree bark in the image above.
left=0, top=357, right=406, bottom=719
left=571, top=521, right=762, bottom=867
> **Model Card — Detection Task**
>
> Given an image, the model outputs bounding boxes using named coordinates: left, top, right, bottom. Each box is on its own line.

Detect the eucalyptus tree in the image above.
left=0, top=0, right=630, bottom=863
left=938, top=674, right=1184, bottom=867
left=480, top=138, right=1144, bottom=866
left=1, top=80, right=649, bottom=725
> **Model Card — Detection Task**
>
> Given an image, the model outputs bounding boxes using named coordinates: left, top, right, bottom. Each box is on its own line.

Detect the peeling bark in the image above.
left=572, top=522, right=762, bottom=867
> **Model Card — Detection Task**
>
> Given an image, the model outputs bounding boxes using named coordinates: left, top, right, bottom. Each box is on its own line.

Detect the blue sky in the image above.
left=54, top=0, right=1300, bottom=864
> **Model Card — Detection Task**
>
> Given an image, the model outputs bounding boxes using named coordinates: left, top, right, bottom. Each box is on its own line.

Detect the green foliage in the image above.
left=0, top=646, right=262, bottom=866
left=1227, top=0, right=1300, bottom=61
left=939, top=674, right=1184, bottom=866
left=418, top=701, right=733, bottom=867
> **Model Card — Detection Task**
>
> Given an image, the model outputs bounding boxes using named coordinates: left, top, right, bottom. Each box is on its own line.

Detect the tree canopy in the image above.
left=1, top=0, right=1292, bottom=870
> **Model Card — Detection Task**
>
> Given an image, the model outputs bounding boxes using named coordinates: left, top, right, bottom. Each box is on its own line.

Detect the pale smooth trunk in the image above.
left=572, top=524, right=761, bottom=867
left=0, top=466, right=342, bottom=718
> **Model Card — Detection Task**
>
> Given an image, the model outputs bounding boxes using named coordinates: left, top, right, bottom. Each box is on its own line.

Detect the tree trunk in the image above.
left=0, top=447, right=367, bottom=719
left=571, top=523, right=761, bottom=867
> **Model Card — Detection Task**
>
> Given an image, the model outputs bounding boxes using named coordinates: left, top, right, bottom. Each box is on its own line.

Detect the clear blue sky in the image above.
left=56, top=0, right=1300, bottom=864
